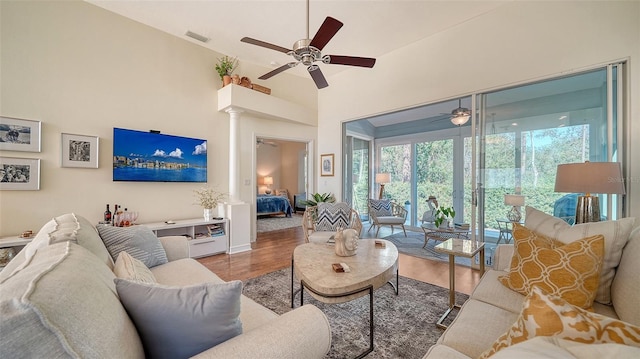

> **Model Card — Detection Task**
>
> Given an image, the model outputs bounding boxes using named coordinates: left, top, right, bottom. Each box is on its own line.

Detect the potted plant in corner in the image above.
left=215, top=56, right=238, bottom=87
left=434, top=206, right=455, bottom=229
left=194, top=186, right=227, bottom=221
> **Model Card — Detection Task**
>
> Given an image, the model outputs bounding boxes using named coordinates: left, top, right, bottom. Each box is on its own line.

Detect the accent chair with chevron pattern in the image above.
left=367, top=199, right=408, bottom=238
left=302, top=202, right=363, bottom=243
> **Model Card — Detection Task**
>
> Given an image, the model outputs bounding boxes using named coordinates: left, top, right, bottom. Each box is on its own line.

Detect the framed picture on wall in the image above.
left=0, top=116, right=42, bottom=152
left=320, top=153, right=334, bottom=177
left=61, top=133, right=99, bottom=168
left=0, top=157, right=41, bottom=190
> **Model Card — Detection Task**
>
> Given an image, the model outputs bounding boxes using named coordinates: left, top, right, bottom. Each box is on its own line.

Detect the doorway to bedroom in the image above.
left=255, top=137, right=309, bottom=235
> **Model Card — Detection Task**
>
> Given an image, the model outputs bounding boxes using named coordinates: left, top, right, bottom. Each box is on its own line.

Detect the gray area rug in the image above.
left=243, top=268, right=469, bottom=359
left=256, top=213, right=303, bottom=233
left=383, top=231, right=497, bottom=267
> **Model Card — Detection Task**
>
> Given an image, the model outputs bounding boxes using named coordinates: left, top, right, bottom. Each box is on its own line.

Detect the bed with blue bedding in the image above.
left=256, top=194, right=293, bottom=217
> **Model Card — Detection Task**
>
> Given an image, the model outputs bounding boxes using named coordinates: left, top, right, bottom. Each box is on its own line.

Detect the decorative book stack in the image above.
left=207, top=224, right=225, bottom=237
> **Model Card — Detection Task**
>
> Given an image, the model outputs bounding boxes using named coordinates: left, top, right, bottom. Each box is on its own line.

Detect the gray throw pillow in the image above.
left=97, top=225, right=168, bottom=268
left=115, top=279, right=243, bottom=359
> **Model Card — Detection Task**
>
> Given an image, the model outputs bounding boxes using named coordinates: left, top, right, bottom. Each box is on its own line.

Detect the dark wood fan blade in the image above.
left=241, top=37, right=290, bottom=54
left=327, top=55, right=376, bottom=68
left=258, top=62, right=298, bottom=80
left=307, top=65, right=328, bottom=89
left=309, top=17, right=343, bottom=51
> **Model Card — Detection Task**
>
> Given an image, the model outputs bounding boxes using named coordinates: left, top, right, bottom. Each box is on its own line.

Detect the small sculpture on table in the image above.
left=334, top=227, right=359, bottom=257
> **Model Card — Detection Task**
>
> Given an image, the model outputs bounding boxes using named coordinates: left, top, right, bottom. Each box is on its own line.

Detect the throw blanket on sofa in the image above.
left=257, top=195, right=293, bottom=217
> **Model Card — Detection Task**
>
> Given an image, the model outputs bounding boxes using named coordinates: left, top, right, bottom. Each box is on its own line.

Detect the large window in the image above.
left=344, top=63, right=626, bottom=239
left=480, top=66, right=624, bottom=236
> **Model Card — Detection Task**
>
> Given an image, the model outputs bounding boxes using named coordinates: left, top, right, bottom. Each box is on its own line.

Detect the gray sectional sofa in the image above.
left=0, top=213, right=331, bottom=358
left=424, top=207, right=640, bottom=358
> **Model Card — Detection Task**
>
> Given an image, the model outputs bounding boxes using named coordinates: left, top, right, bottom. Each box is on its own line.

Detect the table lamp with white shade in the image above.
left=263, top=176, right=273, bottom=195
left=504, top=194, right=525, bottom=222
left=554, top=161, right=625, bottom=224
left=375, top=173, right=390, bottom=200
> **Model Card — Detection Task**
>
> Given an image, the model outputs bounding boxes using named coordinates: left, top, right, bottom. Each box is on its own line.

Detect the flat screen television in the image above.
left=113, top=128, right=207, bottom=182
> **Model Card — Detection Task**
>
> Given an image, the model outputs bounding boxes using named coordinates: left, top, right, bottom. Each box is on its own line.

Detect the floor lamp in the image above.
left=375, top=173, right=390, bottom=200
left=554, top=161, right=625, bottom=224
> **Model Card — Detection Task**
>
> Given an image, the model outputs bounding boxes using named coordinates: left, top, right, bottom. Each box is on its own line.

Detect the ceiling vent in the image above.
left=185, top=31, right=209, bottom=43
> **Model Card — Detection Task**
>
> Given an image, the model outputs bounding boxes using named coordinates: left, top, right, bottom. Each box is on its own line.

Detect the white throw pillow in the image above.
left=524, top=206, right=635, bottom=304
left=115, top=279, right=243, bottom=359
left=113, top=251, right=156, bottom=283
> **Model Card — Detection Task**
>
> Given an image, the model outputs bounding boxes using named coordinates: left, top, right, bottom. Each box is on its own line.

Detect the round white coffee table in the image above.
left=291, top=239, right=398, bottom=359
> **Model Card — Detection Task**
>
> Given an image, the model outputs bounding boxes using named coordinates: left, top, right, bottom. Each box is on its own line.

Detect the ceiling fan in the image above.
left=257, top=138, right=278, bottom=147
left=240, top=0, right=376, bottom=89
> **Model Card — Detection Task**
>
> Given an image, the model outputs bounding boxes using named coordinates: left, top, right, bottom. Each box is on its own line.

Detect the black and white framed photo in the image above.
left=0, top=157, right=40, bottom=190
left=61, top=133, right=99, bottom=168
left=320, top=153, right=334, bottom=177
left=0, top=116, right=42, bottom=152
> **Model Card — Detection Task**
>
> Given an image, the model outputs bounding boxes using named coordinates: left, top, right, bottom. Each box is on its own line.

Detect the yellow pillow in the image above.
left=479, top=286, right=640, bottom=358
left=499, top=224, right=604, bottom=309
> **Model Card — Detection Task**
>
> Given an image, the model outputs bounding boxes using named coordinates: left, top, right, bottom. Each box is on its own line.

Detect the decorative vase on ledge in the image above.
left=204, top=208, right=214, bottom=221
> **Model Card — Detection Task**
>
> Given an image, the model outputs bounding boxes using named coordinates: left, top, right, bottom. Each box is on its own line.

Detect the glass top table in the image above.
left=433, top=238, right=485, bottom=329
left=421, top=223, right=469, bottom=248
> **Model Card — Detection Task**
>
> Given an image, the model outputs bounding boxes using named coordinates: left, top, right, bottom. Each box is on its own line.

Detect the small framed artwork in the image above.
left=0, top=116, right=42, bottom=152
left=0, top=157, right=40, bottom=190
left=61, top=133, right=99, bottom=168
left=320, top=153, right=334, bottom=177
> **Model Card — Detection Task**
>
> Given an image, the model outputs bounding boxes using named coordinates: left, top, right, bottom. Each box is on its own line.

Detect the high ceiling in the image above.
left=87, top=1, right=511, bottom=79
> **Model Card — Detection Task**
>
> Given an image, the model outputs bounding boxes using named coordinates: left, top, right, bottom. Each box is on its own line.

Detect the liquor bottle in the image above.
left=113, top=204, right=119, bottom=226
left=104, top=204, right=112, bottom=223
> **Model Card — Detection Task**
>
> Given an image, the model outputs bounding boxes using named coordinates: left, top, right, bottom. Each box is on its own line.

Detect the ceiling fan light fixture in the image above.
left=450, top=99, right=471, bottom=126
left=451, top=113, right=470, bottom=126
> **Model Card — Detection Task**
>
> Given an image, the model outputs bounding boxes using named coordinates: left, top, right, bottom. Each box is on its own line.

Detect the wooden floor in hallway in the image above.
left=197, top=225, right=484, bottom=295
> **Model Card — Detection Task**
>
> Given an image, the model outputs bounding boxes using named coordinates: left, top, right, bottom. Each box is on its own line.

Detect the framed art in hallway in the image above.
left=61, top=133, right=99, bottom=168
left=0, top=157, right=40, bottom=190
left=321, top=153, right=334, bottom=176
left=0, top=116, right=42, bottom=152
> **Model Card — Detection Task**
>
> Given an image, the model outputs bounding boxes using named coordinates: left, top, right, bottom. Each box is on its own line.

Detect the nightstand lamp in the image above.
left=554, top=161, right=625, bottom=224
left=263, top=176, right=273, bottom=195
left=504, top=194, right=525, bottom=222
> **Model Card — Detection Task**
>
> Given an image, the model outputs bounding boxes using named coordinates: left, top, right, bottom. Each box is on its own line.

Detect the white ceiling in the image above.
left=85, top=1, right=603, bottom=129
left=87, top=0, right=511, bottom=79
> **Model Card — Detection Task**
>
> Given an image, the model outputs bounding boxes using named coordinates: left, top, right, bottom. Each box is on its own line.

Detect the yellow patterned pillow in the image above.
left=479, top=286, right=640, bottom=358
left=499, top=224, right=604, bottom=309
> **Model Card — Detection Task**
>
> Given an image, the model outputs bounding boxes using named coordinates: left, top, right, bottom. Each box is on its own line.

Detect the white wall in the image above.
left=318, top=1, right=640, bottom=218
left=0, top=1, right=317, bottom=236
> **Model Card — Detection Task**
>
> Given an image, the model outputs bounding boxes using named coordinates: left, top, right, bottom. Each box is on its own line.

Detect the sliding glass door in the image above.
left=344, top=135, right=371, bottom=220
left=343, top=62, right=626, bottom=241
left=478, top=65, right=625, bottom=238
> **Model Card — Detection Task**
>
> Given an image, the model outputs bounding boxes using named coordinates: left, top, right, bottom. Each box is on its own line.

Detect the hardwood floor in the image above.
left=196, top=225, right=483, bottom=295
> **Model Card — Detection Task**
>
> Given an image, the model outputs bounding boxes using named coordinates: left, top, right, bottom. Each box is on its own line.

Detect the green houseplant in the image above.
left=434, top=206, right=456, bottom=228
left=301, top=193, right=336, bottom=207
left=215, top=56, right=238, bottom=84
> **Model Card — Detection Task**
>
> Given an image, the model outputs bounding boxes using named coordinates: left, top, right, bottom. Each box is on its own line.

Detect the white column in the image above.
left=222, top=107, right=251, bottom=253
left=225, top=107, right=243, bottom=203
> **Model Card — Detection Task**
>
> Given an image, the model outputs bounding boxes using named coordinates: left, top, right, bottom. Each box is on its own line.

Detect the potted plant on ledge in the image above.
left=194, top=186, right=227, bottom=221
left=215, top=56, right=238, bottom=87
left=434, top=206, right=456, bottom=229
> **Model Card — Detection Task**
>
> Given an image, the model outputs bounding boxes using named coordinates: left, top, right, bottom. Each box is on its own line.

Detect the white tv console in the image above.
left=141, top=218, right=229, bottom=258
